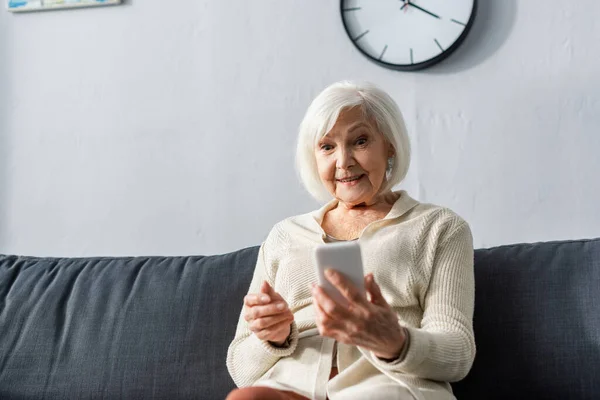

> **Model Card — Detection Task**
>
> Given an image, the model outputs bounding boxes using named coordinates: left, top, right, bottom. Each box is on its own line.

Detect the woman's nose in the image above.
left=336, top=148, right=354, bottom=169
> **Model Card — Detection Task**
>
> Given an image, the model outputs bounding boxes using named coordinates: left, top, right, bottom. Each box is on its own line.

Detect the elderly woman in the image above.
left=226, top=81, right=475, bottom=400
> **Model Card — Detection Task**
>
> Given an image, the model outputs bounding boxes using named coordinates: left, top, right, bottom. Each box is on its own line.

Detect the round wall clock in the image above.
left=341, top=0, right=477, bottom=71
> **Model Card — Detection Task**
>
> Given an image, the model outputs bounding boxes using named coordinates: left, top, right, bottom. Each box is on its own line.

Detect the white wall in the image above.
left=1, top=0, right=599, bottom=257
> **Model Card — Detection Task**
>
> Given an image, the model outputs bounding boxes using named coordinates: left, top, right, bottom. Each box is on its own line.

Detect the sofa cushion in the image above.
left=2, top=238, right=599, bottom=400
left=452, top=238, right=600, bottom=399
left=0, top=247, right=259, bottom=400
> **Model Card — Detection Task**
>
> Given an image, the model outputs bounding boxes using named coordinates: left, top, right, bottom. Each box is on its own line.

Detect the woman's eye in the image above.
left=320, top=144, right=333, bottom=151
left=355, top=138, right=368, bottom=146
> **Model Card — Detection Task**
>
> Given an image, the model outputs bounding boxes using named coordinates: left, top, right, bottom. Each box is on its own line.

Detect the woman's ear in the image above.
left=387, top=143, right=396, bottom=158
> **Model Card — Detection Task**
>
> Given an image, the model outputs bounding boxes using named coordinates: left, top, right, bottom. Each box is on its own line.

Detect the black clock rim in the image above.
left=340, top=0, right=478, bottom=71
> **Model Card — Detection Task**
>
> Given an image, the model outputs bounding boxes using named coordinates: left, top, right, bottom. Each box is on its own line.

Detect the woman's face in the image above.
left=315, top=107, right=394, bottom=207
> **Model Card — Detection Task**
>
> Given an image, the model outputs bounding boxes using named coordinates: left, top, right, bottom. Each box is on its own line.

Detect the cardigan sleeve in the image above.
left=226, top=225, right=299, bottom=388
left=364, top=220, right=476, bottom=382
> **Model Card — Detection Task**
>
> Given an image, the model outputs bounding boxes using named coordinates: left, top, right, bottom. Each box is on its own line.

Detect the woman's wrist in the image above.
left=268, top=325, right=292, bottom=347
left=269, top=337, right=289, bottom=347
left=374, top=326, right=409, bottom=361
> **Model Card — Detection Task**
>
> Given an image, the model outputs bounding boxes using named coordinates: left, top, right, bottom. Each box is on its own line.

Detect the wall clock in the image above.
left=341, top=0, right=477, bottom=71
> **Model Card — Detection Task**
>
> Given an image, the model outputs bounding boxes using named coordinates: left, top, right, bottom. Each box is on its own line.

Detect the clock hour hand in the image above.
left=401, top=1, right=440, bottom=19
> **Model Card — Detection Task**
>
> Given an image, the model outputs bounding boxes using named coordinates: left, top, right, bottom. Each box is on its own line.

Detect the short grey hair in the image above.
left=295, top=81, right=411, bottom=202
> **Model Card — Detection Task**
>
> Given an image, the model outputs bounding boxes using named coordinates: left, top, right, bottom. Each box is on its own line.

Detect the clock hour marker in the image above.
left=353, top=30, right=370, bottom=42
left=379, top=45, right=388, bottom=61
left=434, top=39, right=444, bottom=52
left=410, top=48, right=414, bottom=64
left=451, top=19, right=466, bottom=26
left=343, top=7, right=362, bottom=12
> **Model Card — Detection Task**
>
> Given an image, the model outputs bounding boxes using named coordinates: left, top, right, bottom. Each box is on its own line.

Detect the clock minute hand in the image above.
left=408, top=2, right=440, bottom=19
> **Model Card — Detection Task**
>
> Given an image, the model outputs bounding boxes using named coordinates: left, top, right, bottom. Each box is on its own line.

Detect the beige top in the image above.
left=226, top=191, right=476, bottom=400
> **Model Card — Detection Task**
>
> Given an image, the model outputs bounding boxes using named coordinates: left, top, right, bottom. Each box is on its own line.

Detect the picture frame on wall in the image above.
left=8, top=0, right=121, bottom=12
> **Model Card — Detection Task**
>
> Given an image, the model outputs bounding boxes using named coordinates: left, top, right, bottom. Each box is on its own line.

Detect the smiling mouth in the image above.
left=337, top=175, right=364, bottom=183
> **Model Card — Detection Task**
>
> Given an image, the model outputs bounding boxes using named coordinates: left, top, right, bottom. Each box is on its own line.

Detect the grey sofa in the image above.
left=1, top=238, right=599, bottom=399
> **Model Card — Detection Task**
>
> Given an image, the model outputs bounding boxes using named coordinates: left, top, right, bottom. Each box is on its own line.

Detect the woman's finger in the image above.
left=312, top=282, right=350, bottom=320
left=259, top=280, right=271, bottom=294
left=264, top=281, right=277, bottom=297
left=313, top=296, right=330, bottom=334
left=312, top=293, right=328, bottom=323
left=246, top=301, right=289, bottom=321
left=325, top=269, right=369, bottom=312
left=313, top=297, right=344, bottom=339
left=255, top=319, right=292, bottom=341
left=365, top=274, right=389, bottom=307
left=260, top=281, right=287, bottom=303
left=312, top=290, right=343, bottom=327
left=249, top=311, right=293, bottom=332
left=244, top=293, right=271, bottom=307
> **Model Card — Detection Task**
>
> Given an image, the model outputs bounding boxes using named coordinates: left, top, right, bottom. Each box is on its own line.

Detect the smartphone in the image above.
left=313, top=241, right=366, bottom=307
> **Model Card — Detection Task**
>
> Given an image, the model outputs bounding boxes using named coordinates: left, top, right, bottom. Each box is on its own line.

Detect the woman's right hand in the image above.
left=244, top=281, right=294, bottom=345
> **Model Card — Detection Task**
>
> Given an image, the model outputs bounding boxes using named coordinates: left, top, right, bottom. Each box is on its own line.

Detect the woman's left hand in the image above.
left=311, top=269, right=407, bottom=360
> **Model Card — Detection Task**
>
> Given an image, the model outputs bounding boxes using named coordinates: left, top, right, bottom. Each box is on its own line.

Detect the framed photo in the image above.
left=8, top=0, right=121, bottom=12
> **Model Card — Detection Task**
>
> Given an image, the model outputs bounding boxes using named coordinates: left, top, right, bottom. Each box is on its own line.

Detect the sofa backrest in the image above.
left=0, top=247, right=259, bottom=400
left=1, top=238, right=599, bottom=399
left=452, top=238, right=600, bottom=399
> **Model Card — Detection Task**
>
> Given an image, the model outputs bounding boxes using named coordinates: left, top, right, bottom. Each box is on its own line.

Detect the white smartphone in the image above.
left=313, top=241, right=366, bottom=307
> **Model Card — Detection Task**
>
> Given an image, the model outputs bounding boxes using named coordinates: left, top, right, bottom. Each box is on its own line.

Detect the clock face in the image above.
left=341, top=0, right=477, bottom=71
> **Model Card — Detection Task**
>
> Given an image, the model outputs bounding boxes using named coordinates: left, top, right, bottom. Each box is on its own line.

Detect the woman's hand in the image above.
left=244, top=281, right=294, bottom=346
left=312, top=270, right=407, bottom=360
